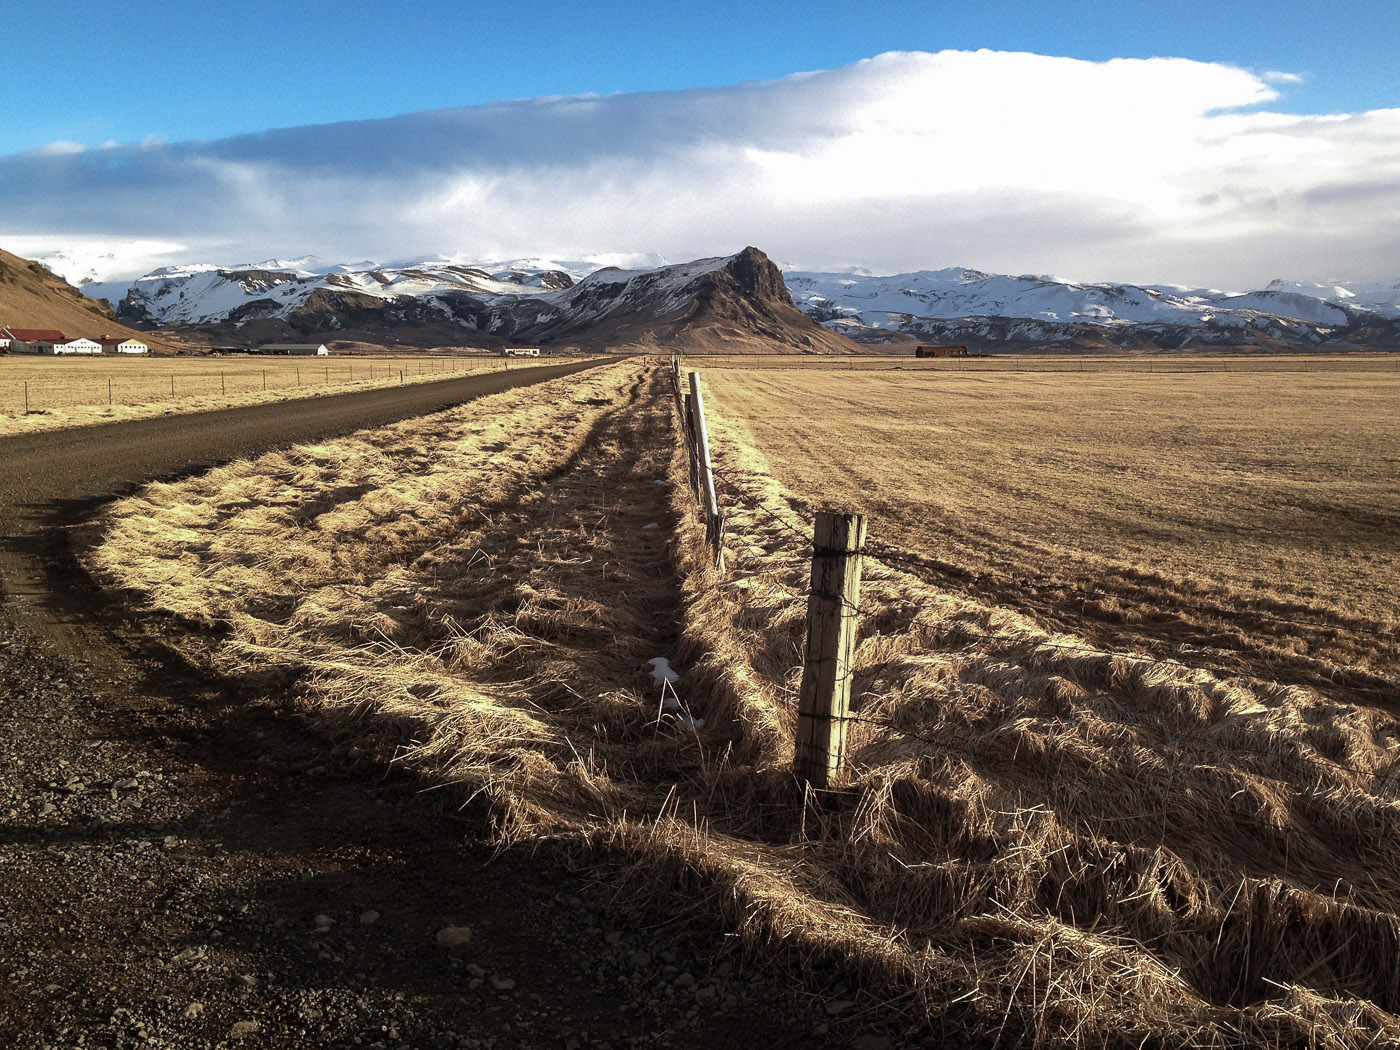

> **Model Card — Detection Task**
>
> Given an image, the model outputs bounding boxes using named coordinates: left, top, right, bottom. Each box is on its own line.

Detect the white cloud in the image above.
left=1, top=50, right=1395, bottom=288
left=1, top=235, right=194, bottom=285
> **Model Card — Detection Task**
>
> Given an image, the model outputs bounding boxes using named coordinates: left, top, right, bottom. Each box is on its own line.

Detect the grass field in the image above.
left=0, top=354, right=569, bottom=436
left=697, top=365, right=1400, bottom=677
left=693, top=352, right=1400, bottom=374
left=87, top=358, right=1400, bottom=1047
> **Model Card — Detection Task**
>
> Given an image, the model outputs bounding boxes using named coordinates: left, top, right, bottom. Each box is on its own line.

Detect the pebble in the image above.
left=229, top=1019, right=260, bottom=1038
left=182, top=1002, right=204, bottom=1020
left=435, top=925, right=474, bottom=947
left=489, top=975, right=516, bottom=991
left=359, top=910, right=381, bottom=925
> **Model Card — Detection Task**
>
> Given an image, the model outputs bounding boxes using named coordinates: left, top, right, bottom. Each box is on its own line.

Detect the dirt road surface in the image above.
left=0, top=364, right=858, bottom=1050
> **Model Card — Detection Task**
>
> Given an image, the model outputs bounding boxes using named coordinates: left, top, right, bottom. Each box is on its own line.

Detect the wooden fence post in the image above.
left=795, top=510, right=866, bottom=788
left=671, top=356, right=685, bottom=418
left=686, top=371, right=724, bottom=570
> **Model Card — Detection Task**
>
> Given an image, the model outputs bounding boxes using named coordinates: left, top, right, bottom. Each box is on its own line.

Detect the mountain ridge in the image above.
left=74, top=251, right=1400, bottom=352
left=106, top=247, right=859, bottom=354
left=784, top=268, right=1400, bottom=350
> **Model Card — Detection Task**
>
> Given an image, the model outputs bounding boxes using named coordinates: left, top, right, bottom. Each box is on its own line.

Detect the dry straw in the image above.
left=89, top=360, right=1400, bottom=1047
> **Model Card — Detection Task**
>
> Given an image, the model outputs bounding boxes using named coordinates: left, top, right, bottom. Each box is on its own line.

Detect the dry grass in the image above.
left=0, top=354, right=577, bottom=437
left=698, top=366, right=1400, bottom=687
left=695, top=352, right=1400, bottom=374
left=86, top=358, right=1400, bottom=1047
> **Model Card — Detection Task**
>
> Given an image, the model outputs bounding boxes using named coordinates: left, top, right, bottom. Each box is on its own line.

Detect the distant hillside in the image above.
left=93, top=246, right=1400, bottom=353
left=104, top=248, right=862, bottom=353
left=0, top=248, right=162, bottom=346
left=784, top=268, right=1400, bottom=351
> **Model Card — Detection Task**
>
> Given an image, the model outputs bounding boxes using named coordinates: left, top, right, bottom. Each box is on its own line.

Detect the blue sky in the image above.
left=1, top=0, right=1397, bottom=287
left=3, top=0, right=1395, bottom=153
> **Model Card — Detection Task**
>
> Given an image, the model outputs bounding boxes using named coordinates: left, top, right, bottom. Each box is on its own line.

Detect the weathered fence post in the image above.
left=795, top=510, right=866, bottom=788
left=686, top=371, right=724, bottom=570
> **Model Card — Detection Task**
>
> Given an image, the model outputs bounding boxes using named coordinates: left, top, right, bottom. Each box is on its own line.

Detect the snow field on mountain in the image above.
left=784, top=268, right=1400, bottom=331
left=100, top=250, right=1400, bottom=352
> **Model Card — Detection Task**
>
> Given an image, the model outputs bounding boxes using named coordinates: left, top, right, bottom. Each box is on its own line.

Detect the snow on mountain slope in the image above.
left=105, top=247, right=854, bottom=354
left=93, top=249, right=1400, bottom=350
left=117, top=261, right=568, bottom=326
left=783, top=268, right=1400, bottom=347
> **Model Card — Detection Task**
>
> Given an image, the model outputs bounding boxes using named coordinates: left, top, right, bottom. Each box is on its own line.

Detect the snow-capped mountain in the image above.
left=91, top=252, right=1400, bottom=351
left=106, top=248, right=855, bottom=354
left=783, top=269, right=1400, bottom=349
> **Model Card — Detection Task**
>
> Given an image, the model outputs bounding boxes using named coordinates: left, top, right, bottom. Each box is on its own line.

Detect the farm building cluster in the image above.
left=1, top=328, right=148, bottom=355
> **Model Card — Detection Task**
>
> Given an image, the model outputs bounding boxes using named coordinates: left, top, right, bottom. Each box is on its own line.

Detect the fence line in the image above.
left=0, top=355, right=576, bottom=417
left=666, top=355, right=1399, bottom=788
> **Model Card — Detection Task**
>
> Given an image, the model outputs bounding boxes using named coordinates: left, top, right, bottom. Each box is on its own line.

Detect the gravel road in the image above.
left=0, top=363, right=913, bottom=1050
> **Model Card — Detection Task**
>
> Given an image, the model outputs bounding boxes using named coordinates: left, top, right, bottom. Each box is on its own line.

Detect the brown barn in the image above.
left=915, top=345, right=968, bottom=358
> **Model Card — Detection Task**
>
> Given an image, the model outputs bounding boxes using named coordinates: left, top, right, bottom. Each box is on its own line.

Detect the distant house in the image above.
left=260, top=343, right=329, bottom=356
left=54, top=337, right=103, bottom=355
left=3, top=328, right=68, bottom=353
left=0, top=332, right=10, bottom=352
left=501, top=345, right=540, bottom=357
left=97, top=336, right=149, bottom=354
left=915, top=344, right=969, bottom=358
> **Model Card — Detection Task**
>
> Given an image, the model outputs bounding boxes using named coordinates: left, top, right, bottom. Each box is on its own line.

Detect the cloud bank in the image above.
left=2, top=50, right=1396, bottom=288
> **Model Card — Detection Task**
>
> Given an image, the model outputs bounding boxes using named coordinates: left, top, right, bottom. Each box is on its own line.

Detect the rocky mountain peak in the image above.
left=720, top=246, right=791, bottom=305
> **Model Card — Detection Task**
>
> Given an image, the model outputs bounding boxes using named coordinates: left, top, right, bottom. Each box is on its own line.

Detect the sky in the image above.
left=1, top=0, right=1397, bottom=289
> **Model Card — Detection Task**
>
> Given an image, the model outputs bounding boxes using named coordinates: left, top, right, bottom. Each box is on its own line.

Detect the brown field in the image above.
left=698, top=364, right=1400, bottom=662
left=87, top=358, right=1400, bottom=1047
left=694, top=351, right=1400, bottom=374
left=0, top=353, right=578, bottom=436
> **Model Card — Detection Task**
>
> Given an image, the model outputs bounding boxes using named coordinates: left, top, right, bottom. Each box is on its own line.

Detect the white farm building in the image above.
left=55, top=337, right=103, bottom=354
left=97, top=337, right=149, bottom=354
left=2, top=328, right=146, bottom=354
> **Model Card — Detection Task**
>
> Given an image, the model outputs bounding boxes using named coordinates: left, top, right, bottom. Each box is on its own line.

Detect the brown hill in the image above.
left=0, top=248, right=165, bottom=348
